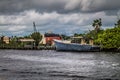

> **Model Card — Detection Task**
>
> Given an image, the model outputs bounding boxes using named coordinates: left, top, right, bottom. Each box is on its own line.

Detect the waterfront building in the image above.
left=40, top=33, right=62, bottom=45
left=19, top=39, right=35, bottom=42
left=18, top=38, right=35, bottom=48
left=1, top=36, right=10, bottom=44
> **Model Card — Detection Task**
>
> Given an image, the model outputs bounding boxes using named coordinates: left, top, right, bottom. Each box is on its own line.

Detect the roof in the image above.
left=44, top=33, right=61, bottom=37
left=19, top=39, right=35, bottom=42
left=71, top=36, right=83, bottom=39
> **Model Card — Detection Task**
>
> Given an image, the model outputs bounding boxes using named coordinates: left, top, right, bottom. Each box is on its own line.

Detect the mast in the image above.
left=33, top=22, right=37, bottom=32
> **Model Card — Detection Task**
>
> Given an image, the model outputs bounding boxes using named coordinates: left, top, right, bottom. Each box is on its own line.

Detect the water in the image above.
left=0, top=50, right=120, bottom=80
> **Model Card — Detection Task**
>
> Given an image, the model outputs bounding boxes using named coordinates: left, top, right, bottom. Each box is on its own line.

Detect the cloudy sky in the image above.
left=0, top=0, right=120, bottom=36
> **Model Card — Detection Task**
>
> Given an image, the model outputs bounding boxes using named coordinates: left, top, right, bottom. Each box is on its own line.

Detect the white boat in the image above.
left=54, top=39, right=100, bottom=52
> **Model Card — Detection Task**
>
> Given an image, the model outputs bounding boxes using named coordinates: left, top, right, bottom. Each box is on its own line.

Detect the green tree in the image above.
left=74, top=33, right=84, bottom=37
left=9, top=36, right=19, bottom=48
left=115, top=19, right=120, bottom=27
left=85, top=29, right=104, bottom=41
left=84, top=18, right=102, bottom=43
left=0, top=37, right=5, bottom=47
left=31, top=32, right=42, bottom=47
left=60, top=34, right=70, bottom=40
left=24, top=35, right=31, bottom=38
left=95, top=27, right=120, bottom=48
left=92, top=18, right=102, bottom=33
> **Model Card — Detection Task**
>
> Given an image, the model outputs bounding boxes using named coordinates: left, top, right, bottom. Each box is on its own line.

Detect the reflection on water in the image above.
left=0, top=50, right=120, bottom=80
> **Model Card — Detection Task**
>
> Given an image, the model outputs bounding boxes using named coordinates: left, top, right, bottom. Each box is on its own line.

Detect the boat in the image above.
left=53, top=37, right=100, bottom=52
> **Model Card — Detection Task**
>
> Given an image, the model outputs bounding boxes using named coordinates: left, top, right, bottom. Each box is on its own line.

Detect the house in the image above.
left=18, top=38, right=35, bottom=48
left=40, top=33, right=62, bottom=45
left=1, top=36, right=10, bottom=44
left=19, top=39, right=35, bottom=42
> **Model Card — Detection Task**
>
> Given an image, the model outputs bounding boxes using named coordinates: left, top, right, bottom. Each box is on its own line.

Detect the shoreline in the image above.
left=0, top=47, right=120, bottom=52
left=0, top=46, right=56, bottom=50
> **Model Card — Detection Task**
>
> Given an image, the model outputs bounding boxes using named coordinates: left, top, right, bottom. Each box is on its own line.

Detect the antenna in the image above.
left=33, top=22, right=37, bottom=32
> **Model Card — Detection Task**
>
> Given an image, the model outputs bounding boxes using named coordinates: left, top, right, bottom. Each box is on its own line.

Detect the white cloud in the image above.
left=8, top=26, right=26, bottom=31
left=65, top=0, right=80, bottom=10
left=0, top=10, right=118, bottom=36
left=0, top=0, right=119, bottom=37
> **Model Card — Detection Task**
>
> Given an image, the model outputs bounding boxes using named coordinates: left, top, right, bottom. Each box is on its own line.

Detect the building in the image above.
left=40, top=33, right=62, bottom=45
left=1, top=36, right=10, bottom=44
left=19, top=39, right=35, bottom=42
left=18, top=38, right=35, bottom=48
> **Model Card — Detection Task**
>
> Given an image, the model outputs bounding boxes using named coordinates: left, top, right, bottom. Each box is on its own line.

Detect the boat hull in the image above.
left=54, top=40, right=97, bottom=51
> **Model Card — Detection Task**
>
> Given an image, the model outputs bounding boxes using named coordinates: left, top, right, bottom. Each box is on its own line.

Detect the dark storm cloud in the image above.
left=0, top=0, right=66, bottom=14
left=0, top=0, right=120, bottom=14
left=0, top=0, right=120, bottom=36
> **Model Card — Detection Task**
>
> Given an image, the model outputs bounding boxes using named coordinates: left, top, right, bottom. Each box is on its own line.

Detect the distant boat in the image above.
left=54, top=39, right=100, bottom=52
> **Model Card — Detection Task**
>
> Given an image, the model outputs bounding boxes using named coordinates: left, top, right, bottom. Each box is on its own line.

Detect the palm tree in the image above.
left=115, top=19, right=120, bottom=27
left=92, top=18, right=102, bottom=33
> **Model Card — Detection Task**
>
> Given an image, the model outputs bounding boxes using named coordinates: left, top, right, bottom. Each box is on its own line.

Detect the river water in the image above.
left=0, top=50, right=120, bottom=80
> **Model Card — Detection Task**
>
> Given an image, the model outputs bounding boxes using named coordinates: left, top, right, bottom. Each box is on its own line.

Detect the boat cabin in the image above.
left=71, top=36, right=94, bottom=45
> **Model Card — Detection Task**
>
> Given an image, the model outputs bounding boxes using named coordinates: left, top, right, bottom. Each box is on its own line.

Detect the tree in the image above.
left=0, top=36, right=5, bottom=47
left=60, top=34, right=70, bottom=40
left=9, top=37, right=18, bottom=48
left=74, top=33, right=84, bottom=37
left=31, top=32, right=42, bottom=47
left=115, top=19, right=120, bottom=27
left=95, top=27, right=120, bottom=48
left=92, top=18, right=102, bottom=33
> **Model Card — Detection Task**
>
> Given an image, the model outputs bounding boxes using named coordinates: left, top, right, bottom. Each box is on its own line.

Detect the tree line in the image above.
left=86, top=19, right=120, bottom=49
